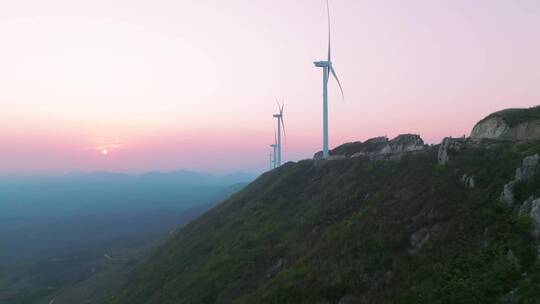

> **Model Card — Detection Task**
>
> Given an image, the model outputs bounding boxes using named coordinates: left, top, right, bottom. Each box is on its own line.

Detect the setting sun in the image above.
left=101, top=149, right=108, bottom=155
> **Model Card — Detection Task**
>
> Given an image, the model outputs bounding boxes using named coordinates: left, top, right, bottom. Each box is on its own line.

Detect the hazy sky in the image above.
left=1, top=0, right=540, bottom=174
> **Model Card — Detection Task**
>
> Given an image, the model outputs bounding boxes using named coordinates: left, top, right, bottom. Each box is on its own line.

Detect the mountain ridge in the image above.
left=106, top=106, right=540, bottom=303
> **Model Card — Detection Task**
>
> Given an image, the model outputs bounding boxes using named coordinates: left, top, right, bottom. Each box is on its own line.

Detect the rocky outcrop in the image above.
left=502, top=181, right=517, bottom=205
left=409, top=228, right=430, bottom=254
left=366, top=134, right=425, bottom=156
left=462, top=174, right=476, bottom=189
left=314, top=134, right=427, bottom=160
left=470, top=107, right=540, bottom=141
left=504, top=154, right=540, bottom=258
left=531, top=200, right=540, bottom=240
left=519, top=198, right=540, bottom=261
left=266, top=258, right=285, bottom=279
left=501, top=154, right=540, bottom=205
left=337, top=294, right=356, bottom=304
left=519, top=197, right=540, bottom=241
left=516, top=154, right=540, bottom=182
left=470, top=116, right=510, bottom=139
left=471, top=117, right=540, bottom=141
left=437, top=137, right=468, bottom=165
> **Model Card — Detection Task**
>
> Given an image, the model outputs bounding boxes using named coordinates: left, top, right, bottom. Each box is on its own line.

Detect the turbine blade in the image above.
left=330, top=66, right=345, bottom=101
left=275, top=97, right=281, bottom=111
left=327, top=0, right=331, bottom=62
left=281, top=117, right=286, bottom=141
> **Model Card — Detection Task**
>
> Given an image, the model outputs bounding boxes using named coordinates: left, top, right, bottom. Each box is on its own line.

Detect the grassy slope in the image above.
left=108, top=142, right=540, bottom=304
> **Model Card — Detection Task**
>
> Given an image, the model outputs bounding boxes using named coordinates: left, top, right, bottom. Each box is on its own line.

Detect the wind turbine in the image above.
left=314, top=0, right=344, bottom=159
left=272, top=99, right=285, bottom=167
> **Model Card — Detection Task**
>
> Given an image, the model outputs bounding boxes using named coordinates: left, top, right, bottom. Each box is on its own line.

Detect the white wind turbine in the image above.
left=272, top=99, right=285, bottom=167
left=314, top=0, right=344, bottom=159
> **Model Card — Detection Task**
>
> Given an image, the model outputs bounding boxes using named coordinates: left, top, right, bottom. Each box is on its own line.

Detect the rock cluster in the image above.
left=313, top=134, right=427, bottom=161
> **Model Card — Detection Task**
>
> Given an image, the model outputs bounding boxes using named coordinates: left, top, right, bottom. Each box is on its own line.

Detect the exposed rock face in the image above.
left=470, top=116, right=510, bottom=139
left=470, top=107, right=540, bottom=141
left=437, top=137, right=467, bottom=165
left=314, top=134, right=427, bottom=160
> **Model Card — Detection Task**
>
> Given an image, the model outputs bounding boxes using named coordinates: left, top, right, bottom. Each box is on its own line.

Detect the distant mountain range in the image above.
left=1, top=170, right=257, bottom=186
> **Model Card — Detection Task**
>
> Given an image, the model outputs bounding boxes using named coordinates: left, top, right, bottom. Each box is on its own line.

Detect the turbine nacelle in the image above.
left=314, top=60, right=331, bottom=68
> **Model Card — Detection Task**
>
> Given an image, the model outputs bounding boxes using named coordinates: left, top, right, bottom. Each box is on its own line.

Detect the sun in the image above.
left=101, top=149, right=109, bottom=155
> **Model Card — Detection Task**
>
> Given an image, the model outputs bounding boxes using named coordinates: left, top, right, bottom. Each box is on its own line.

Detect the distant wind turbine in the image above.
left=273, top=99, right=285, bottom=167
left=314, top=0, right=344, bottom=159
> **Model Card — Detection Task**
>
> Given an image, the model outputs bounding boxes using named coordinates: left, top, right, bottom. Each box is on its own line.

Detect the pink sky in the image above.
left=1, top=0, right=540, bottom=174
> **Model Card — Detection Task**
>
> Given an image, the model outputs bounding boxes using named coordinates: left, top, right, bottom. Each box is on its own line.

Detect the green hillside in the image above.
left=108, top=141, right=540, bottom=304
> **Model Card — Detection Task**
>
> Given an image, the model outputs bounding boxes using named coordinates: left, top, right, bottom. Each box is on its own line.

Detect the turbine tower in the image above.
left=268, top=151, right=274, bottom=170
left=314, top=0, right=344, bottom=159
left=272, top=99, right=285, bottom=167
left=269, top=123, right=278, bottom=169
left=270, top=144, right=277, bottom=169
